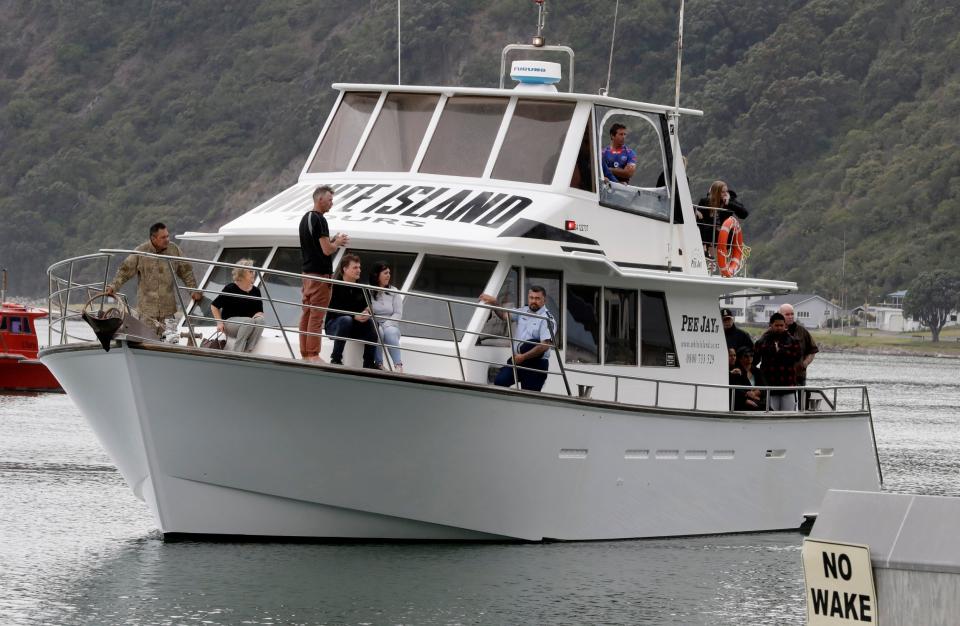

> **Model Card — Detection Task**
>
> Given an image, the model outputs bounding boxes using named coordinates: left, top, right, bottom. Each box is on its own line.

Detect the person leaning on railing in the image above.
left=479, top=285, right=555, bottom=392
left=104, top=222, right=202, bottom=342
left=696, top=180, right=748, bottom=259
left=367, top=261, right=403, bottom=372
left=209, top=259, right=265, bottom=353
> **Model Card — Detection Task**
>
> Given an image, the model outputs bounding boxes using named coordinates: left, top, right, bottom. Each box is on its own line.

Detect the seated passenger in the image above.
left=730, top=346, right=766, bottom=411
left=696, top=180, right=749, bottom=256
left=325, top=253, right=377, bottom=368
left=210, top=259, right=265, bottom=353
left=367, top=261, right=403, bottom=373
left=479, top=286, right=555, bottom=392
left=602, top=123, right=637, bottom=184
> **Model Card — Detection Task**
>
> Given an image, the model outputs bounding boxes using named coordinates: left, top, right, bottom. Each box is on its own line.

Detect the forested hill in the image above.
left=1, top=0, right=958, bottom=300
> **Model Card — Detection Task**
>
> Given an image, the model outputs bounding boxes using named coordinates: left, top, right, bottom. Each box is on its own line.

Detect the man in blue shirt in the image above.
left=602, top=123, right=637, bottom=183
left=480, top=286, right=555, bottom=391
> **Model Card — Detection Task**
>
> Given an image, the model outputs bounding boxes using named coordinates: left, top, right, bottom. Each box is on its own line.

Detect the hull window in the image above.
left=605, top=288, right=638, bottom=365
left=343, top=249, right=417, bottom=292
left=403, top=255, right=496, bottom=341
left=194, top=247, right=271, bottom=326
left=525, top=268, right=562, bottom=340
left=565, top=284, right=601, bottom=364
left=419, top=96, right=508, bottom=178
left=354, top=93, right=440, bottom=172
left=640, top=291, right=679, bottom=367
left=491, top=100, right=576, bottom=185
left=308, top=92, right=380, bottom=173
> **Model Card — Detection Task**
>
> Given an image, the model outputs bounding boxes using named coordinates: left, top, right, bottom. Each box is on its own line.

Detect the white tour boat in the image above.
left=41, top=12, right=881, bottom=541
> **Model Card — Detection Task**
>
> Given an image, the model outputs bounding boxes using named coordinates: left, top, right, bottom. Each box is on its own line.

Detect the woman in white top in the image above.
left=367, top=261, right=403, bottom=372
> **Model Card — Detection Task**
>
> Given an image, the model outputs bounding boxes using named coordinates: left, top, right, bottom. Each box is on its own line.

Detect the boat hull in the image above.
left=0, top=356, right=62, bottom=392
left=41, top=341, right=882, bottom=541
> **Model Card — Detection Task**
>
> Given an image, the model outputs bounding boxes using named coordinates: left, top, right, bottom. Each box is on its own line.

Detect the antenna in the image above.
left=1, top=267, right=6, bottom=304
left=397, top=0, right=402, bottom=84
left=532, top=0, right=546, bottom=47
left=666, top=0, right=685, bottom=272
left=602, top=0, right=621, bottom=96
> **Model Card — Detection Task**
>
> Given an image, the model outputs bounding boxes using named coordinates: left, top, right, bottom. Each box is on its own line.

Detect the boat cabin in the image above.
left=1, top=303, right=43, bottom=358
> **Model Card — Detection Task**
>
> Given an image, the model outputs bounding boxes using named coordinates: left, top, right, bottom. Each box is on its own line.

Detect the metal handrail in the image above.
left=46, top=250, right=870, bottom=416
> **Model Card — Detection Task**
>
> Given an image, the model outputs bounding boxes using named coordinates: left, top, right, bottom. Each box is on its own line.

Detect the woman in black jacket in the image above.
left=696, top=180, right=748, bottom=257
left=729, top=346, right=766, bottom=411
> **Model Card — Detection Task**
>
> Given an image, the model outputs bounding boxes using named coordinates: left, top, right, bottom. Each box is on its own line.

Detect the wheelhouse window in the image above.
left=344, top=249, right=417, bottom=291
left=195, top=247, right=271, bottom=326
left=640, top=290, right=678, bottom=367
left=597, top=107, right=671, bottom=220
left=403, top=255, right=496, bottom=341
left=354, top=93, right=439, bottom=172
left=419, top=96, right=508, bottom=178
left=491, top=100, right=576, bottom=185
left=477, top=265, right=519, bottom=346
left=570, top=115, right=596, bottom=192
left=308, top=92, right=380, bottom=173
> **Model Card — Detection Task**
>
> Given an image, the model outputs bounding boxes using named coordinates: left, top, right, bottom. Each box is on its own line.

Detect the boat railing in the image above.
left=47, top=250, right=871, bottom=419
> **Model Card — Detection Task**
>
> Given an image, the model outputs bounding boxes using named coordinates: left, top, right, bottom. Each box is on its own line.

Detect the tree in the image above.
left=903, top=270, right=960, bottom=342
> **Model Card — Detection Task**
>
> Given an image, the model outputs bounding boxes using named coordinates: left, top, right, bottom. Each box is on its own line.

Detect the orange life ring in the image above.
left=717, top=216, right=745, bottom=277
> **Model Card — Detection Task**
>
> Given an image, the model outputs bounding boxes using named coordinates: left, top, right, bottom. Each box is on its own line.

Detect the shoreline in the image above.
left=818, top=345, right=960, bottom=359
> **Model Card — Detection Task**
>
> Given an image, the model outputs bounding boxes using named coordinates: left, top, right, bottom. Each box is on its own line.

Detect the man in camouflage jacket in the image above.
left=106, top=222, right=201, bottom=338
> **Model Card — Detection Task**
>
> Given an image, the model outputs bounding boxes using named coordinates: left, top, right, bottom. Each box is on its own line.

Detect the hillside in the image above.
left=1, top=0, right=958, bottom=299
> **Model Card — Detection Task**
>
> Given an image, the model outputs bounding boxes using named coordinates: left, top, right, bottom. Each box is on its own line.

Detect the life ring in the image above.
left=717, top=216, right=746, bottom=277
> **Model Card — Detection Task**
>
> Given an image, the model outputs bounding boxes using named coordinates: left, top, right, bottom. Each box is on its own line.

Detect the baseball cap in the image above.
left=720, top=308, right=733, bottom=318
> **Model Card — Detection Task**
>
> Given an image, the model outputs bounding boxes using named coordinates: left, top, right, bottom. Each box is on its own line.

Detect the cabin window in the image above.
left=308, top=92, right=380, bottom=173
left=569, top=115, right=596, bottom=192
left=194, top=247, right=272, bottom=325
left=491, top=100, right=576, bottom=185
left=419, top=96, right=508, bottom=178
left=596, top=107, right=671, bottom=221
left=525, top=268, right=562, bottom=340
left=477, top=266, right=519, bottom=346
left=403, top=255, right=496, bottom=341
left=565, top=284, right=601, bottom=364
left=640, top=291, right=678, bottom=367
left=354, top=93, right=440, bottom=172
left=259, top=247, right=304, bottom=327
left=605, top=288, right=638, bottom=365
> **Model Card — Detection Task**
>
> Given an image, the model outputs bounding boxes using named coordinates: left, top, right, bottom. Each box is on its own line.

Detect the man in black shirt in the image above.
left=298, top=185, right=349, bottom=361
left=721, top=307, right=753, bottom=353
left=324, top=253, right=378, bottom=368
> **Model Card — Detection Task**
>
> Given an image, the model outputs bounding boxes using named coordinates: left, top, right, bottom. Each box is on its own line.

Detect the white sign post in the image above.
left=802, top=539, right=878, bottom=624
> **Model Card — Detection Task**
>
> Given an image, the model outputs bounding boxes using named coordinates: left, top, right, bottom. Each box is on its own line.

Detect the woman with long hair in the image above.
left=368, top=261, right=404, bottom=372
left=696, top=180, right=748, bottom=257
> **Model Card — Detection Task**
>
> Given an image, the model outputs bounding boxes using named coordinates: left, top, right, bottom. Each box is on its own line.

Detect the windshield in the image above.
left=491, top=99, right=576, bottom=185
left=355, top=93, right=439, bottom=172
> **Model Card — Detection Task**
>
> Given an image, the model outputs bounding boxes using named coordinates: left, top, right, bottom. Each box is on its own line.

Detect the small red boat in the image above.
left=1, top=300, right=62, bottom=392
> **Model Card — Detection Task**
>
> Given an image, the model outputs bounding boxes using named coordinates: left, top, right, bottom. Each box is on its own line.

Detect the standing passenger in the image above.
left=753, top=312, right=802, bottom=411
left=480, top=286, right=555, bottom=392
left=105, top=222, right=202, bottom=341
left=779, top=303, right=819, bottom=386
left=298, top=185, right=348, bottom=362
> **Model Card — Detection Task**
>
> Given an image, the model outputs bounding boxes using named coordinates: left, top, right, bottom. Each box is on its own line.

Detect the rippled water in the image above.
left=1, top=352, right=957, bottom=625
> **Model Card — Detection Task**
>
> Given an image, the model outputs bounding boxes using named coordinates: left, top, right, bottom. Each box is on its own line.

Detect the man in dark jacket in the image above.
left=722, top=308, right=753, bottom=353
left=754, top=312, right=802, bottom=411
left=778, top=303, right=819, bottom=385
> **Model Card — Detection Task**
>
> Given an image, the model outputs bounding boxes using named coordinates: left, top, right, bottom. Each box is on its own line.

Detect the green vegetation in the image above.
left=810, top=327, right=960, bottom=356
left=1, top=0, right=959, bottom=298
left=904, top=270, right=960, bottom=342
